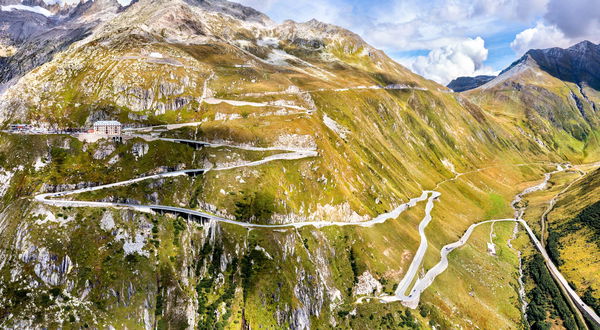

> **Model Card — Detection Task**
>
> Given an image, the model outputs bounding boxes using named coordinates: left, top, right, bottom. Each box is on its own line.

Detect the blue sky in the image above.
left=235, top=0, right=600, bottom=84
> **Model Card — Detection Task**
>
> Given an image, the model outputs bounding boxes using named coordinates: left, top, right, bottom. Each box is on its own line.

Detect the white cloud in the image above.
left=364, top=0, right=549, bottom=52
left=234, top=0, right=548, bottom=52
left=510, top=0, right=600, bottom=56
left=232, top=0, right=600, bottom=83
left=544, top=0, right=600, bottom=39
left=510, top=22, right=571, bottom=55
left=400, top=37, right=495, bottom=85
left=470, top=0, right=549, bottom=21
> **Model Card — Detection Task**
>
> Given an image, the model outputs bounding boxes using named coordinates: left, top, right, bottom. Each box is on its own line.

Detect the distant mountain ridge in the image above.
left=447, top=75, right=495, bottom=92
left=448, top=41, right=600, bottom=93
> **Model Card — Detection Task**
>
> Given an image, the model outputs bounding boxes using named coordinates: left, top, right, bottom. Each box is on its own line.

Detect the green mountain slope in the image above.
left=0, top=0, right=599, bottom=329
left=465, top=46, right=600, bottom=163
left=545, top=167, right=600, bottom=314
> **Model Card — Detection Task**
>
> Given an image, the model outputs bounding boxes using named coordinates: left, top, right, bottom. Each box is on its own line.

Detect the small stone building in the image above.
left=93, top=121, right=122, bottom=136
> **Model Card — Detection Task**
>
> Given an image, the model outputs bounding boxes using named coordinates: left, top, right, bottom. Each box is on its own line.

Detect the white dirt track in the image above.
left=32, top=134, right=600, bottom=325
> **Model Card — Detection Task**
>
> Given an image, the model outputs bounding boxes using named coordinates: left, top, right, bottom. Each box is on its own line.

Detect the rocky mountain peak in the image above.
left=63, top=0, right=121, bottom=22
left=522, top=40, right=600, bottom=89
left=275, top=17, right=374, bottom=56
left=196, top=0, right=271, bottom=23
left=128, top=0, right=272, bottom=25
left=479, top=41, right=600, bottom=91
left=570, top=39, right=596, bottom=52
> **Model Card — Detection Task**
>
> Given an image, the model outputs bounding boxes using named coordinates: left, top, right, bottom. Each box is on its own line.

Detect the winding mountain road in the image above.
left=31, top=133, right=600, bottom=326
left=376, top=164, right=600, bottom=327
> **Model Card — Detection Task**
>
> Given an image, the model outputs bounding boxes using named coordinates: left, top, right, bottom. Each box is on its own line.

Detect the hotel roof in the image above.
left=93, top=121, right=121, bottom=126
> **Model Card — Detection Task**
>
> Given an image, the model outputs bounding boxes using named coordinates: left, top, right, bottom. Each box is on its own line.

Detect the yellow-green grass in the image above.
left=426, top=221, right=526, bottom=329
left=546, top=167, right=600, bottom=300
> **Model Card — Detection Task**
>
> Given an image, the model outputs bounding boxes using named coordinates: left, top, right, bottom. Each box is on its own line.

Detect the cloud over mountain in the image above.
left=511, top=23, right=571, bottom=55
left=544, top=0, right=600, bottom=38
left=399, top=37, right=495, bottom=85
left=510, top=0, right=600, bottom=55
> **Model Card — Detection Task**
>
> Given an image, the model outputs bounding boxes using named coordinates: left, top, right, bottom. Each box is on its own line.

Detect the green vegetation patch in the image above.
left=234, top=191, right=276, bottom=222
left=525, top=254, right=578, bottom=330
left=484, top=193, right=509, bottom=219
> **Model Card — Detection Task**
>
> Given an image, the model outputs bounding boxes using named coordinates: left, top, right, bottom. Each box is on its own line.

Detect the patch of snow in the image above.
left=487, top=242, right=496, bottom=255
left=487, top=222, right=497, bottom=256
left=234, top=63, right=253, bottom=68
left=265, top=49, right=291, bottom=66
left=1, top=5, right=52, bottom=17
left=107, top=154, right=120, bottom=165
left=233, top=39, right=253, bottom=49
left=441, top=159, right=458, bottom=175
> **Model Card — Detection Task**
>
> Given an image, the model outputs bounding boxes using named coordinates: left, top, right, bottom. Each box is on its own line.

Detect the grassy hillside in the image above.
left=0, top=0, right=600, bottom=328
left=465, top=58, right=600, bottom=164
left=545, top=167, right=600, bottom=315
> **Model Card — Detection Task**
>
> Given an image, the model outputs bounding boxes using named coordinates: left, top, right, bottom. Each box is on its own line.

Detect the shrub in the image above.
left=234, top=191, right=275, bottom=222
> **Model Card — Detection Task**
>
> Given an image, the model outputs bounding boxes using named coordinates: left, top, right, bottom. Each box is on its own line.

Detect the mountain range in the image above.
left=448, top=41, right=600, bottom=93
left=0, top=0, right=599, bottom=329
